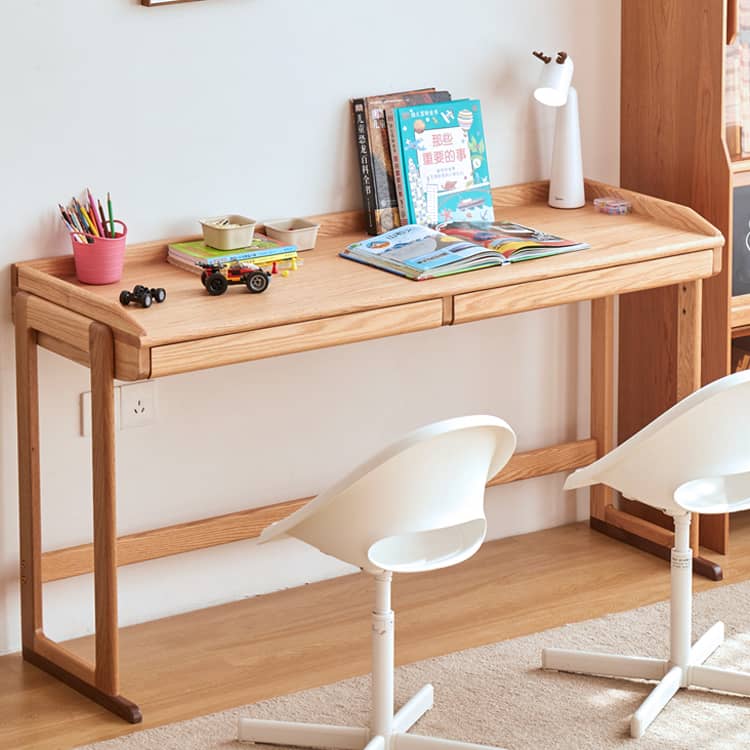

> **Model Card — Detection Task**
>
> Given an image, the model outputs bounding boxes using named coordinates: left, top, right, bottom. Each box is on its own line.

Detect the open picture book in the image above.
left=340, top=221, right=589, bottom=280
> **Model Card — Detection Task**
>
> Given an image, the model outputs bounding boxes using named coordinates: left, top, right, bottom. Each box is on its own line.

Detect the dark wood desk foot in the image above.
left=23, top=647, right=142, bottom=723
left=590, top=517, right=723, bottom=581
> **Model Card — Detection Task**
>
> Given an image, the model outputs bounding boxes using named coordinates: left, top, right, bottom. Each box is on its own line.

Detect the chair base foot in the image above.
left=237, top=683, right=506, bottom=750
left=542, top=621, right=750, bottom=738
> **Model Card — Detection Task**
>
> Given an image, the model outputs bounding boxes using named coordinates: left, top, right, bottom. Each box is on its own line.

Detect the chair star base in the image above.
left=238, top=683, right=506, bottom=750
left=542, top=620, right=750, bottom=738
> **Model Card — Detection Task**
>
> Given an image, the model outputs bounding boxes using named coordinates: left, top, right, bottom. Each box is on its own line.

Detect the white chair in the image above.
left=543, top=370, right=750, bottom=738
left=238, top=415, right=516, bottom=750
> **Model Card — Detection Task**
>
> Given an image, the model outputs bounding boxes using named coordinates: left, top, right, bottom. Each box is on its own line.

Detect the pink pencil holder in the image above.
left=71, top=221, right=127, bottom=284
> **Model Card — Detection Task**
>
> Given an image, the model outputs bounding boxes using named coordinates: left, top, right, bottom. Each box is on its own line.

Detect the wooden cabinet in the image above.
left=619, top=0, right=747, bottom=556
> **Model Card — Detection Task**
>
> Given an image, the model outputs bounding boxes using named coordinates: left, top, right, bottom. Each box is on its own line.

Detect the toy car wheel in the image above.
left=133, top=285, right=148, bottom=295
left=246, top=271, right=269, bottom=293
left=152, top=287, right=167, bottom=303
left=206, top=272, right=228, bottom=296
left=119, top=291, right=131, bottom=306
left=141, top=292, right=153, bottom=308
left=200, top=270, right=210, bottom=287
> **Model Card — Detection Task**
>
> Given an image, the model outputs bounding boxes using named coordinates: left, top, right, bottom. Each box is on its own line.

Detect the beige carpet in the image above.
left=77, top=580, right=750, bottom=750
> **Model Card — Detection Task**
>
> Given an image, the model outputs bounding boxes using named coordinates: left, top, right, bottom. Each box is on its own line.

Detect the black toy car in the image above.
left=198, top=261, right=271, bottom=296
left=119, top=285, right=167, bottom=308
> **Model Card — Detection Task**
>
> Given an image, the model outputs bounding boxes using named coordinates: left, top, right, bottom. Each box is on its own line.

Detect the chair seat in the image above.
left=367, top=518, right=487, bottom=573
left=673, top=470, right=750, bottom=514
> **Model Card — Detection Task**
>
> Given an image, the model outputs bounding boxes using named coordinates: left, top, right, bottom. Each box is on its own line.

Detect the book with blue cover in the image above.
left=392, top=98, right=494, bottom=228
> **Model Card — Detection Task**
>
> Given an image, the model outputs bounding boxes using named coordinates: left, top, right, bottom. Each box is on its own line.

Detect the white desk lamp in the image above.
left=533, top=50, right=585, bottom=209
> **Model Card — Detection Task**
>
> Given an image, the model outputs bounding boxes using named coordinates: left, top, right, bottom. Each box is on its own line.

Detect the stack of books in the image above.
left=351, top=88, right=494, bottom=232
left=167, top=233, right=298, bottom=274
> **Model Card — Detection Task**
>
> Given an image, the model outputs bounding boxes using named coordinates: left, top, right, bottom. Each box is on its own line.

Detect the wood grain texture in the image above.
left=676, top=280, right=703, bottom=400
left=89, top=323, right=119, bottom=696
left=26, top=294, right=92, bottom=352
left=486, top=439, right=597, bottom=486
left=150, top=299, right=444, bottom=378
left=42, top=498, right=312, bottom=583
left=113, top=336, right=151, bottom=381
left=41, top=440, right=596, bottom=582
left=33, top=634, right=96, bottom=686
left=732, top=293, right=750, bottom=328
left=14, top=293, right=43, bottom=648
left=589, top=297, right=615, bottom=520
left=620, top=0, right=731, bottom=555
left=604, top=505, right=673, bottom=547
left=37, top=333, right=90, bottom=369
left=7, top=517, right=750, bottom=750
left=453, top=250, right=715, bottom=324
left=14, top=181, right=723, bottom=357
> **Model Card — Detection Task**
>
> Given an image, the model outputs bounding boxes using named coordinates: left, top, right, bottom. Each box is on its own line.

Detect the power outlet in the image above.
left=80, top=388, right=121, bottom=437
left=120, top=381, right=158, bottom=429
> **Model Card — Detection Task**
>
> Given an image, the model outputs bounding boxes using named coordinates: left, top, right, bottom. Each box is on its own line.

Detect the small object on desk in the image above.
left=200, top=214, right=257, bottom=250
left=119, top=284, right=167, bottom=308
left=263, top=217, right=320, bottom=250
left=593, top=197, right=632, bottom=215
left=59, top=190, right=127, bottom=283
left=197, top=260, right=271, bottom=295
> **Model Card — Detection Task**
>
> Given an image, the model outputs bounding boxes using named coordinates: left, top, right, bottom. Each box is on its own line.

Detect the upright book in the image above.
left=340, top=222, right=588, bottom=281
left=389, top=98, right=494, bottom=228
left=351, top=88, right=451, bottom=235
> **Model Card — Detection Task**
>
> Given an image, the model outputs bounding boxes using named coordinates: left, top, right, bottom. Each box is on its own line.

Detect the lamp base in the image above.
left=548, top=87, right=584, bottom=209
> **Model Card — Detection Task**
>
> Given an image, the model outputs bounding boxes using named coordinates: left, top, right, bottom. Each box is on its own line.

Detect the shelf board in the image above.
left=732, top=293, right=750, bottom=331
left=731, top=157, right=750, bottom=174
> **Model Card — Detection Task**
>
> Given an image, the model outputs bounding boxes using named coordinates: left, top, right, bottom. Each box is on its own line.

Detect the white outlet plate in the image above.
left=80, top=388, right=121, bottom=437
left=120, top=381, right=158, bottom=429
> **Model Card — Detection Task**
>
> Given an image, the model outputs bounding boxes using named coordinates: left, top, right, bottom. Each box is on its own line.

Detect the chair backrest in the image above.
left=565, top=370, right=750, bottom=514
left=260, top=415, right=516, bottom=573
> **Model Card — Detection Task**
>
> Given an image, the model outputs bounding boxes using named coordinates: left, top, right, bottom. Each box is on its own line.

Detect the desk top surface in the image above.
left=13, top=180, right=723, bottom=374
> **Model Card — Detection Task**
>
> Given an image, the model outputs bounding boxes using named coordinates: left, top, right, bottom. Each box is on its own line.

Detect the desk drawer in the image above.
left=150, top=299, right=444, bottom=377
left=453, top=250, right=716, bottom=324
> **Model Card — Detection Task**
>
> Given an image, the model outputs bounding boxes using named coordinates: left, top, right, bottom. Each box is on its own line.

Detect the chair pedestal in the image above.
left=542, top=514, right=750, bottom=738
left=239, top=572, right=506, bottom=750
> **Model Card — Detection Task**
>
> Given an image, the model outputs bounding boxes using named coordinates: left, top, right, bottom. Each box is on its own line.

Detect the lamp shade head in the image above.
left=534, top=55, right=574, bottom=107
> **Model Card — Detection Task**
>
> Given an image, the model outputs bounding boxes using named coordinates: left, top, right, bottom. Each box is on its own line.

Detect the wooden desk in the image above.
left=11, top=180, right=723, bottom=722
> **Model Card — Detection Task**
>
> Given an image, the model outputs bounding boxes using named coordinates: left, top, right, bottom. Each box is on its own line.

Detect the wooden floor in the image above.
left=5, top=516, right=750, bottom=750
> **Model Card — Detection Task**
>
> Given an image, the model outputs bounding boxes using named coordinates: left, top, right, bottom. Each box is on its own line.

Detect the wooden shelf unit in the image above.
left=620, top=0, right=748, bottom=555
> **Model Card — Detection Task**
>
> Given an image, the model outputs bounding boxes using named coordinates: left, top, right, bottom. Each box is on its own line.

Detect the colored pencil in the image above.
left=88, top=188, right=105, bottom=237
left=107, top=192, right=115, bottom=238
left=97, top=199, right=107, bottom=235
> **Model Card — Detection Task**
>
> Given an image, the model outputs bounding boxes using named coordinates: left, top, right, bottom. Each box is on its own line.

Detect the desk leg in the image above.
left=15, top=293, right=43, bottom=652
left=589, top=296, right=615, bottom=522
left=587, top=287, right=721, bottom=581
left=14, top=294, right=141, bottom=723
left=90, top=323, right=121, bottom=697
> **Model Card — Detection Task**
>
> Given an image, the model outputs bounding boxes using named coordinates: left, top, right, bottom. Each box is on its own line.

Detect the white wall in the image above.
left=0, top=0, right=620, bottom=654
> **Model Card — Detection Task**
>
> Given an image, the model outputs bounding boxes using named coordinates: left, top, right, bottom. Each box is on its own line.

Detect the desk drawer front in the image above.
left=453, top=250, right=716, bottom=323
left=150, top=299, right=444, bottom=377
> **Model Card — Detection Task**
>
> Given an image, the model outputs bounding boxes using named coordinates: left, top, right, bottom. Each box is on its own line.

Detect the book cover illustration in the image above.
left=395, top=99, right=494, bottom=228
left=341, top=223, right=509, bottom=281
left=438, top=220, right=590, bottom=261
